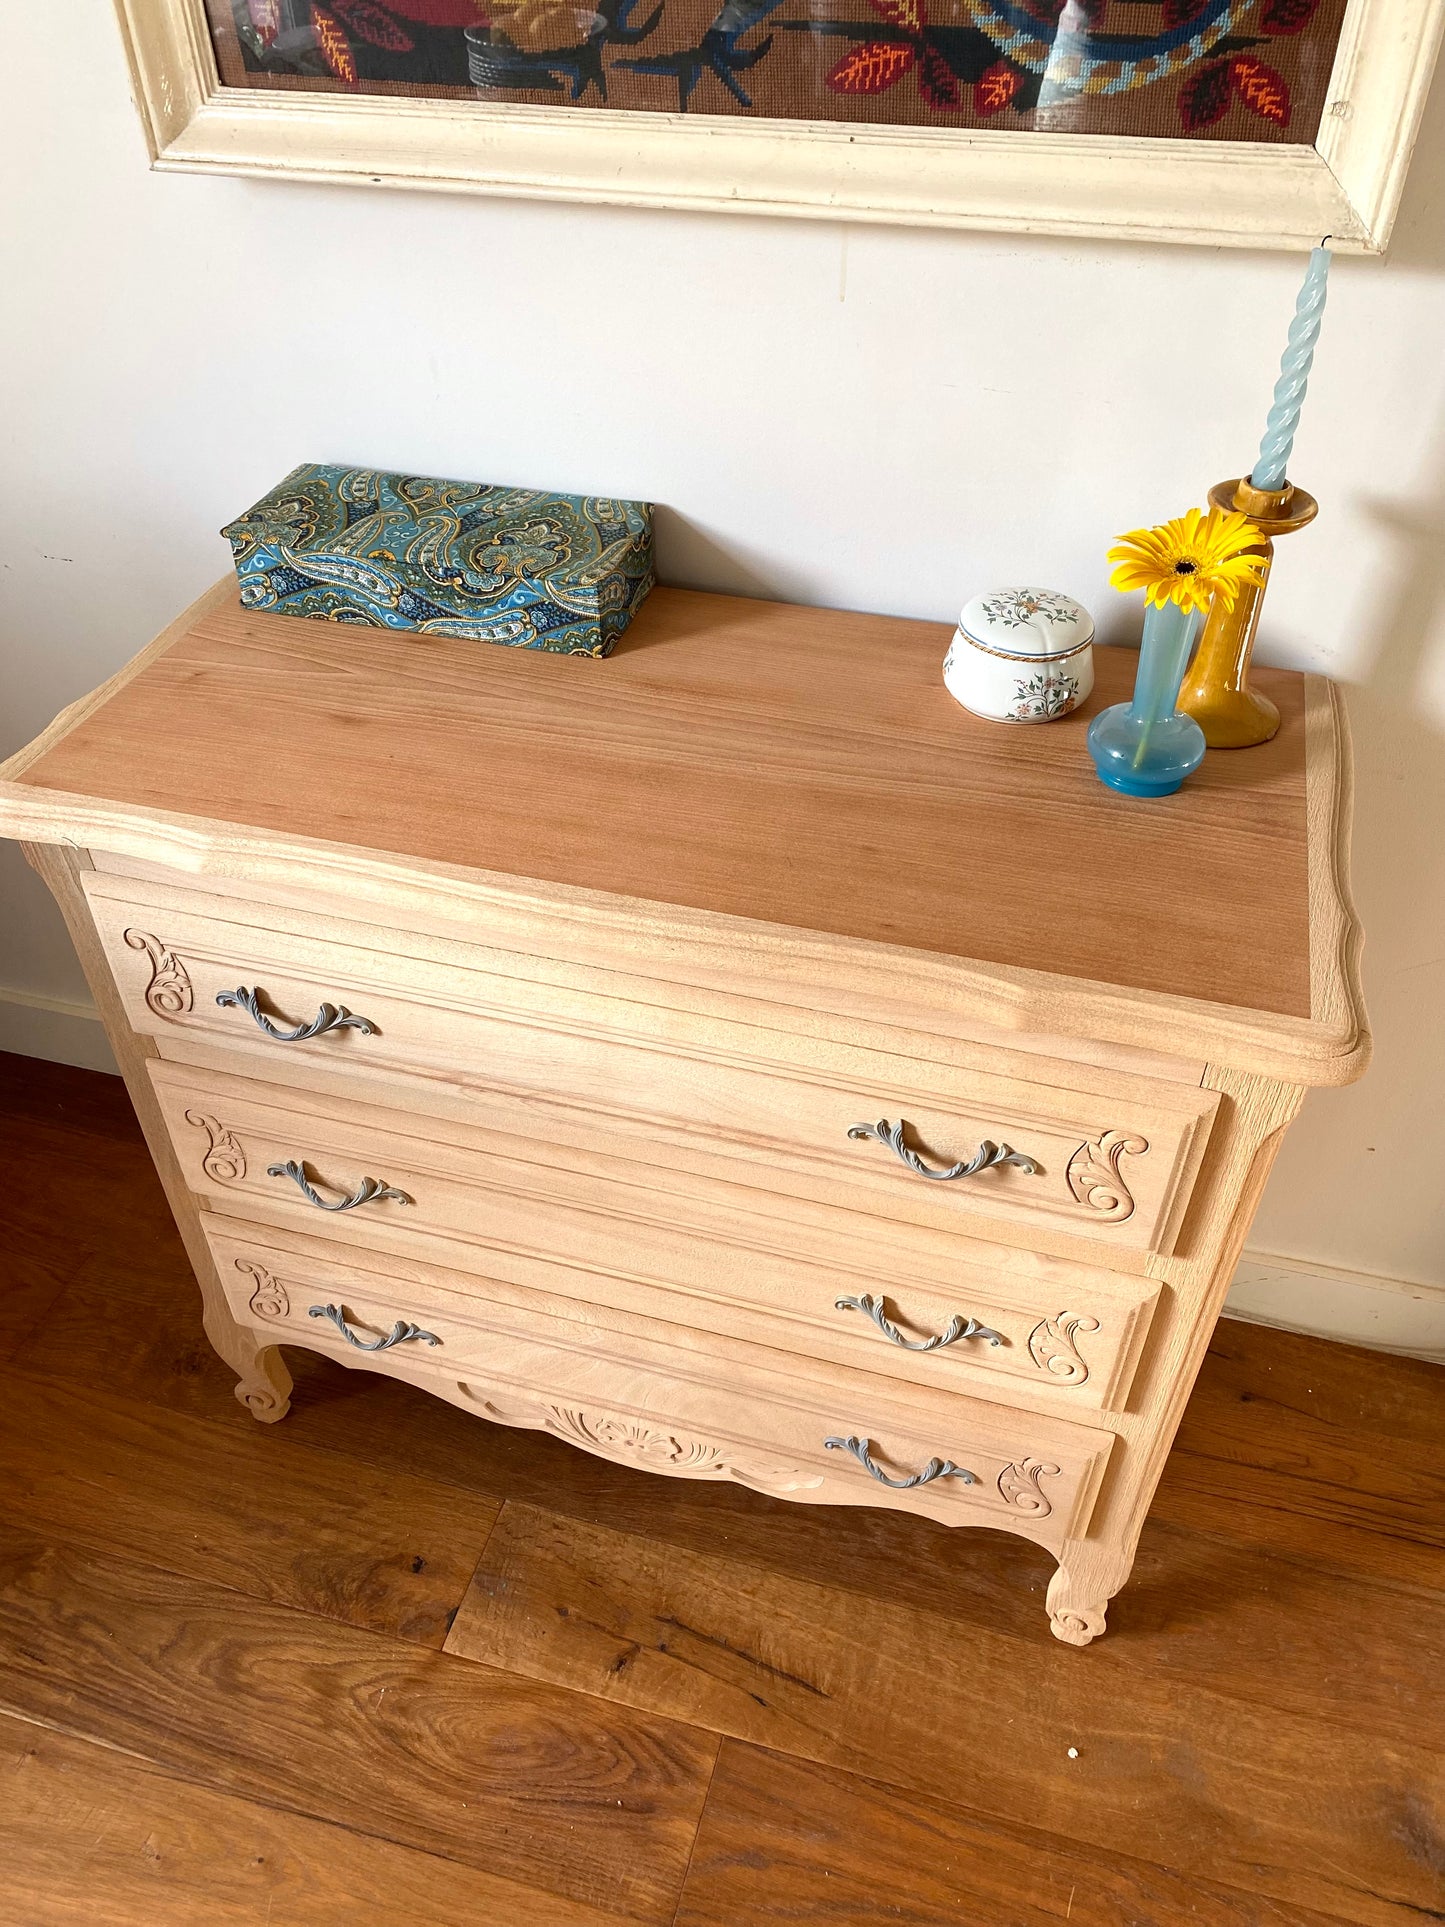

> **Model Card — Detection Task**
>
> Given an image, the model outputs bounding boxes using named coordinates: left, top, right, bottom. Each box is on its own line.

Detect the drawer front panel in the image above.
left=152, top=1059, right=1159, bottom=1413
left=95, top=875, right=1217, bottom=1256
left=204, top=1214, right=1115, bottom=1546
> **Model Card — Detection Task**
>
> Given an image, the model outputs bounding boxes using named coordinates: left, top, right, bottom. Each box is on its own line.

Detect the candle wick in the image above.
left=1319, top=233, right=1333, bottom=246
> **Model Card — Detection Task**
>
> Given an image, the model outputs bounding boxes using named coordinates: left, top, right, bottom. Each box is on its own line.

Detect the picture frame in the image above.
left=114, top=0, right=1444, bottom=250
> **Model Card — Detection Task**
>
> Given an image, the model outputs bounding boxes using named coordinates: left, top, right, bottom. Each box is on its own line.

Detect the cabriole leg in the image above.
left=1046, top=1546, right=1135, bottom=1646
left=206, top=1309, right=293, bottom=1423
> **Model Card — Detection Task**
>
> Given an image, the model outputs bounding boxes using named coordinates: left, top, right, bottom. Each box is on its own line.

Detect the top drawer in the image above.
left=88, top=871, right=1218, bottom=1257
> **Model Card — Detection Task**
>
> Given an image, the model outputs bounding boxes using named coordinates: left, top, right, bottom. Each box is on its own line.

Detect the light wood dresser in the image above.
left=0, top=581, right=1368, bottom=1643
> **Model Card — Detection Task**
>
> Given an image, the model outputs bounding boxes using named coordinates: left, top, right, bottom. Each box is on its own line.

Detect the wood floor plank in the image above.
left=11, top=1248, right=251, bottom=1421
left=0, top=1524, right=718, bottom=1926
left=1154, top=1459, right=1445, bottom=1596
left=0, top=1111, right=180, bottom=1255
left=1048, top=1516, right=1444, bottom=1748
left=0, top=1050, right=135, bottom=1139
left=444, top=1502, right=1445, bottom=1927
left=0, top=1221, right=79, bottom=1365
left=0, top=1371, right=500, bottom=1647
left=0, top=1058, right=176, bottom=1367
left=673, top=1741, right=1354, bottom=1927
left=1170, top=1405, right=1444, bottom=1543
left=1196, top=1320, right=1445, bottom=1452
left=1167, top=1349, right=1445, bottom=1551
left=446, top=1491, right=1445, bottom=1760
left=0, top=1713, right=639, bottom=1927
left=1157, top=1325, right=1445, bottom=1597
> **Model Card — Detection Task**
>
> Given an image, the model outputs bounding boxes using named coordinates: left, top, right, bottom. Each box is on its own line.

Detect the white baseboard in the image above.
left=0, top=986, right=118, bottom=1074
left=0, top=988, right=1440, bottom=1362
left=1223, top=1252, right=1445, bottom=1365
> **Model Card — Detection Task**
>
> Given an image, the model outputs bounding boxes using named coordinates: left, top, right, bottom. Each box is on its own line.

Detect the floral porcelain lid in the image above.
left=957, top=588, right=1094, bottom=660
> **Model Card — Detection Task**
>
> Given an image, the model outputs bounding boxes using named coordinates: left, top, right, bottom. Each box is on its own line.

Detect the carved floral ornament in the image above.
left=186, top=1110, right=247, bottom=1184
left=123, top=929, right=194, bottom=1018
left=996, top=1457, right=1059, bottom=1516
left=460, top=1390, right=824, bottom=1495
left=549, top=1408, right=738, bottom=1470
left=234, top=1257, right=290, bottom=1320
left=1066, top=1129, right=1148, bottom=1221
left=1027, top=1313, right=1100, bottom=1385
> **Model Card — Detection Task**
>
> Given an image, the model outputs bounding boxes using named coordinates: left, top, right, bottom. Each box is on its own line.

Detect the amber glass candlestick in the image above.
left=1177, top=476, right=1318, bottom=748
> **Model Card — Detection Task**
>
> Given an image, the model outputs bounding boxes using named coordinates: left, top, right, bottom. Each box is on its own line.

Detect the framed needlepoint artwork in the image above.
left=115, top=0, right=1443, bottom=247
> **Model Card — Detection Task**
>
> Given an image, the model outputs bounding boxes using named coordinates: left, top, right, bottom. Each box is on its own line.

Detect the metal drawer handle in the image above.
left=848, top=1119, right=1037, bottom=1183
left=308, top=1303, right=440, bottom=1351
left=217, top=986, right=376, bottom=1043
left=267, top=1158, right=412, bottom=1212
left=824, top=1434, right=977, bottom=1489
left=835, top=1293, right=1003, bottom=1352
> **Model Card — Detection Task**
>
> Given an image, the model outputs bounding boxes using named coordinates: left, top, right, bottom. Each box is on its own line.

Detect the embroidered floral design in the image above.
left=220, top=0, right=1331, bottom=132
left=492, top=0, right=602, bottom=51
left=310, top=3, right=358, bottom=80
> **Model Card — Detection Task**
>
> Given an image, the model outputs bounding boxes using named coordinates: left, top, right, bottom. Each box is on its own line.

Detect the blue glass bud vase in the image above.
left=1087, top=599, right=1207, bottom=797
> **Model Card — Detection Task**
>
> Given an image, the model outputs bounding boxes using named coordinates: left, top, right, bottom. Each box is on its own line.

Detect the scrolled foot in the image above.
left=1049, top=1600, right=1107, bottom=1646
left=1047, top=1558, right=1125, bottom=1646
left=219, top=1332, right=293, bottom=1425
left=236, top=1377, right=291, bottom=1423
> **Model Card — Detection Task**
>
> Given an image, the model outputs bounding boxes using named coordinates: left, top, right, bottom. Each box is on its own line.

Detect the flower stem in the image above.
left=1131, top=599, right=1202, bottom=768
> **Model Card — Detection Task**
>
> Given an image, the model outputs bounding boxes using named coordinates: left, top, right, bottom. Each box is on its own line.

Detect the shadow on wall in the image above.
left=1256, top=404, right=1445, bottom=1273
left=652, top=508, right=779, bottom=602
left=652, top=506, right=866, bottom=610
left=1373, top=42, right=1445, bottom=277
left=1350, top=420, right=1445, bottom=1048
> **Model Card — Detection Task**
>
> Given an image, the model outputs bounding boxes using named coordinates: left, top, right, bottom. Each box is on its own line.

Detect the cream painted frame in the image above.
left=116, top=0, right=1443, bottom=249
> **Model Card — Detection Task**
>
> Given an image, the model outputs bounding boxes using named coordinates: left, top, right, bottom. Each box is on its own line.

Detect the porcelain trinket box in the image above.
left=943, top=588, right=1094, bottom=722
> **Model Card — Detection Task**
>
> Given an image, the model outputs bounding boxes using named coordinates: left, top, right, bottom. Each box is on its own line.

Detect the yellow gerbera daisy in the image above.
left=1108, top=506, right=1267, bottom=617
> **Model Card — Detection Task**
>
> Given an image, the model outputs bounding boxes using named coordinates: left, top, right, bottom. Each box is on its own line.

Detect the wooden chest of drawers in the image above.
left=0, top=581, right=1368, bottom=1643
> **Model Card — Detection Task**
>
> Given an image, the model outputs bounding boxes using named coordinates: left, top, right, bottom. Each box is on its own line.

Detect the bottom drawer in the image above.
left=204, top=1213, right=1116, bottom=1547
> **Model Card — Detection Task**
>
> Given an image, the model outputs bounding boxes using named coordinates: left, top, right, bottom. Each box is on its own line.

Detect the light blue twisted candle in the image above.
left=1250, top=242, right=1332, bottom=492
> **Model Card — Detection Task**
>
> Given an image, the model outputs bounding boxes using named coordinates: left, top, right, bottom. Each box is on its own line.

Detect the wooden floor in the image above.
left=0, top=1051, right=1440, bottom=1926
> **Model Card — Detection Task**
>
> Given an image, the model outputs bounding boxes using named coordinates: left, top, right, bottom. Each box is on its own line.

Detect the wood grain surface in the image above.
left=0, top=1529, right=716, bottom=1924
left=3, top=1052, right=1441, bottom=1925
left=0, top=1716, right=639, bottom=1927
left=12, top=586, right=1312, bottom=1015
left=673, top=1742, right=1353, bottom=1927
left=0, top=1371, right=499, bottom=1646
left=442, top=1503, right=1445, bottom=1924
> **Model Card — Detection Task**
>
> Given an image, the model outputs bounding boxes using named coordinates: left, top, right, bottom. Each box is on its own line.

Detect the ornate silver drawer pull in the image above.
left=267, top=1159, right=412, bottom=1212
left=308, top=1303, right=440, bottom=1351
left=824, top=1434, right=977, bottom=1489
left=848, top=1119, right=1037, bottom=1183
left=217, top=986, right=376, bottom=1043
left=834, top=1293, right=1003, bottom=1352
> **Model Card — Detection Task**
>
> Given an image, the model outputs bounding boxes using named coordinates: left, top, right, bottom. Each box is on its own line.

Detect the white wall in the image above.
left=3, top=2, right=1442, bottom=1346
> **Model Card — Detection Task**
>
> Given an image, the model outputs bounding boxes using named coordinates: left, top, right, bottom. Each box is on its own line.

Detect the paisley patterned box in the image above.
left=222, top=464, right=654, bottom=657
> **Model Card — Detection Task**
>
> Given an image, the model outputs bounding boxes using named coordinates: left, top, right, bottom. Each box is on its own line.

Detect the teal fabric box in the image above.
left=221, top=464, right=654, bottom=658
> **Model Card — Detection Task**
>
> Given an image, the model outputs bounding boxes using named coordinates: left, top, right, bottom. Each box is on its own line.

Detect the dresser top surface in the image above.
left=3, top=580, right=1366, bottom=1077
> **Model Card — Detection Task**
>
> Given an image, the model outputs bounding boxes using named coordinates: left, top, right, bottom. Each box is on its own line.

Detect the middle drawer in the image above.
left=151, top=1058, right=1161, bottom=1414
